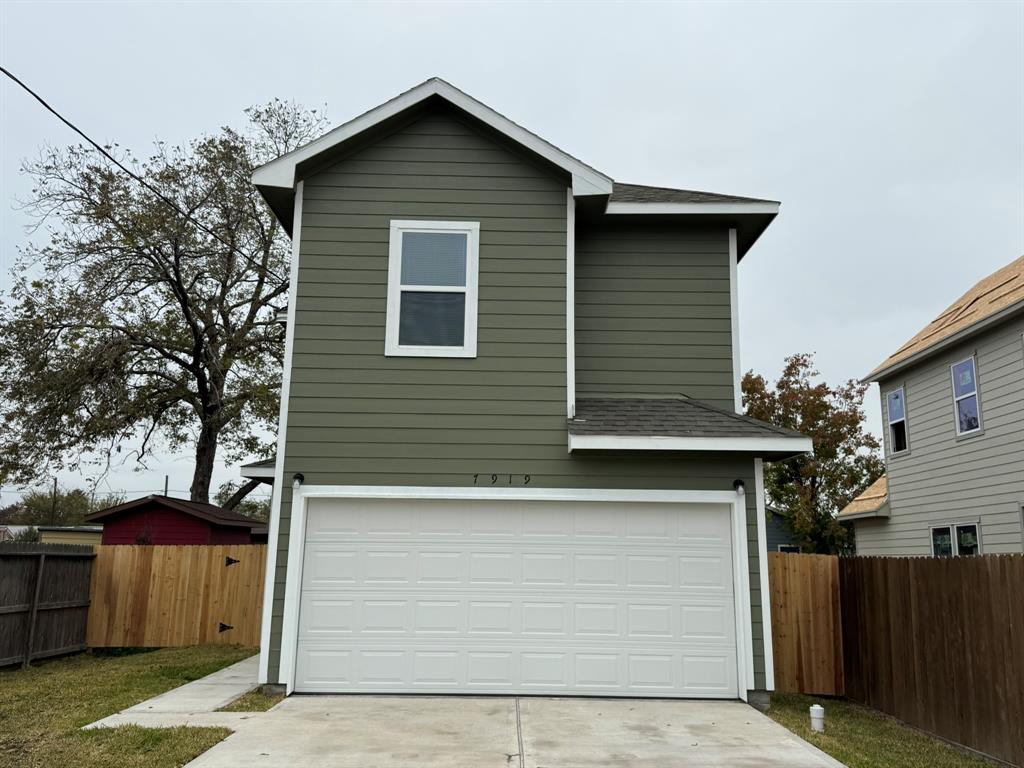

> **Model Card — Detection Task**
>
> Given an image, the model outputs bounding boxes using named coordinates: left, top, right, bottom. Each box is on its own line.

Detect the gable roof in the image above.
left=253, top=79, right=780, bottom=255
left=253, top=77, right=612, bottom=229
left=85, top=495, right=264, bottom=529
left=867, top=255, right=1024, bottom=381
left=838, top=475, right=889, bottom=519
left=567, top=397, right=812, bottom=459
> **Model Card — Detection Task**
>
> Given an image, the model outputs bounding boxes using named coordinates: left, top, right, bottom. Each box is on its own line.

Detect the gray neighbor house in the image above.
left=242, top=79, right=812, bottom=703
left=840, top=255, right=1024, bottom=556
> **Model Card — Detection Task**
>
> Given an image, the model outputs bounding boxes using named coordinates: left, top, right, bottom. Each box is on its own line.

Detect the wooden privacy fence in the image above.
left=767, top=552, right=844, bottom=695
left=0, top=543, right=95, bottom=667
left=87, top=544, right=265, bottom=648
left=840, top=555, right=1023, bottom=767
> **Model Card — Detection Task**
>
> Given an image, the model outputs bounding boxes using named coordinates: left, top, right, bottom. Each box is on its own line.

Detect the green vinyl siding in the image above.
left=265, top=105, right=765, bottom=689
left=575, top=221, right=735, bottom=410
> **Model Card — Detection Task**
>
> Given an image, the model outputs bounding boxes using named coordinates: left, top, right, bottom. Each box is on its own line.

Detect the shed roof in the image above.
left=85, top=495, right=264, bottom=529
left=567, top=398, right=811, bottom=459
left=867, top=255, right=1024, bottom=380
left=838, top=475, right=889, bottom=518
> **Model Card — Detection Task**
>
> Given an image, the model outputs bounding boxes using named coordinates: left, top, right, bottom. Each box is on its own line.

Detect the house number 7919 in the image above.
left=473, top=474, right=530, bottom=485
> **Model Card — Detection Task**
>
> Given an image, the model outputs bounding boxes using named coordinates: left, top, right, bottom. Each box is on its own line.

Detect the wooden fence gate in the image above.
left=0, top=543, right=95, bottom=667
left=767, top=552, right=844, bottom=695
left=86, top=544, right=266, bottom=648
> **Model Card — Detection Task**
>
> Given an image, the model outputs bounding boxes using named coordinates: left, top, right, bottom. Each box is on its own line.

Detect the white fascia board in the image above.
left=568, top=434, right=813, bottom=453
left=252, top=78, right=612, bottom=198
left=240, top=464, right=276, bottom=480
left=605, top=201, right=780, bottom=215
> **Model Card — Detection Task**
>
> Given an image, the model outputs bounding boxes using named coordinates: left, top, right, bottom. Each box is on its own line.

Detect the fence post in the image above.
left=23, top=552, right=46, bottom=668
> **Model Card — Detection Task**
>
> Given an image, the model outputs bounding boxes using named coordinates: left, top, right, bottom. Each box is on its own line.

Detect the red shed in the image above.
left=85, top=495, right=267, bottom=545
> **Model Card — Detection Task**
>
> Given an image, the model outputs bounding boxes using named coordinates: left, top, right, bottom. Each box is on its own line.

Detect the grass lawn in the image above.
left=0, top=645, right=255, bottom=768
left=768, top=693, right=996, bottom=768
left=216, top=688, right=283, bottom=713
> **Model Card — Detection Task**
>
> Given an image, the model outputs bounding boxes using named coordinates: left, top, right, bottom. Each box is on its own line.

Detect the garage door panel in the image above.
left=295, top=498, right=739, bottom=697
left=295, top=642, right=738, bottom=696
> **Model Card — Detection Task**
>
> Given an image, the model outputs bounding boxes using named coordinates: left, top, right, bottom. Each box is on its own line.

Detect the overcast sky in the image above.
left=1, top=1, right=1022, bottom=504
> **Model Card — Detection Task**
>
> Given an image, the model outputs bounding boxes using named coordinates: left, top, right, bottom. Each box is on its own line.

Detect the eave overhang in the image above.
left=568, top=433, right=813, bottom=460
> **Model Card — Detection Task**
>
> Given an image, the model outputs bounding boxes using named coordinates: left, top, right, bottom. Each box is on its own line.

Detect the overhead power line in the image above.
left=0, top=65, right=284, bottom=283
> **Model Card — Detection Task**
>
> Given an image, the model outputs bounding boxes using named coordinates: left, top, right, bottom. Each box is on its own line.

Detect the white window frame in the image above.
left=949, top=356, right=982, bottom=436
left=885, top=386, right=909, bottom=455
left=777, top=544, right=801, bottom=554
left=930, top=521, right=983, bottom=557
left=385, top=220, right=479, bottom=358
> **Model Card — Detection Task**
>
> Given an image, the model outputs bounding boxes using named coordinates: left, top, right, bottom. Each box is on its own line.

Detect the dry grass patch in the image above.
left=217, top=688, right=283, bottom=712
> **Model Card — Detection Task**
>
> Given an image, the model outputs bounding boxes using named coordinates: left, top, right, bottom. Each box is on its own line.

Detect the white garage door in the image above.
left=294, top=497, right=738, bottom=697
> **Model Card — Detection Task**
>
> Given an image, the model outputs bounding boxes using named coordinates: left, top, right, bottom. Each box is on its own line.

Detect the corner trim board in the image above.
left=754, top=458, right=774, bottom=691
left=729, top=228, right=741, bottom=413
left=258, top=180, right=303, bottom=686
left=566, top=187, right=576, bottom=419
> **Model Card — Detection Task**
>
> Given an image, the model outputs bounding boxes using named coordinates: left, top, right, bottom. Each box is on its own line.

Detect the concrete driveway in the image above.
left=185, top=695, right=844, bottom=768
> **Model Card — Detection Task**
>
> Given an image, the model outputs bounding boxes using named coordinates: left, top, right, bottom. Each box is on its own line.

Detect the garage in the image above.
left=290, top=493, right=744, bottom=697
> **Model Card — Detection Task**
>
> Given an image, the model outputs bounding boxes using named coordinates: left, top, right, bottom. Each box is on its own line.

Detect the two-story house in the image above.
left=840, top=255, right=1024, bottom=556
left=250, top=79, right=810, bottom=703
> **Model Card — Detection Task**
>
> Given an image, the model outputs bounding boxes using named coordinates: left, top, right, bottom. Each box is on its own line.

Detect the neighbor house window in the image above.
left=777, top=544, right=801, bottom=554
left=886, top=387, right=908, bottom=454
left=931, top=523, right=982, bottom=556
left=950, top=357, right=982, bottom=435
left=385, top=220, right=479, bottom=357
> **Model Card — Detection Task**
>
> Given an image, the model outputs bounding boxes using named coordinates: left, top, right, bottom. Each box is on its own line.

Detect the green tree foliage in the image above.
left=743, top=353, right=884, bottom=554
left=214, top=481, right=270, bottom=521
left=0, top=487, right=124, bottom=526
left=0, top=101, right=326, bottom=502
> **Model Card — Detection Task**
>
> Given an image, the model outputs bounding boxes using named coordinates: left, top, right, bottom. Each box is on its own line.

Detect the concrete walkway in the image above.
left=83, top=655, right=261, bottom=730
left=84, top=659, right=844, bottom=767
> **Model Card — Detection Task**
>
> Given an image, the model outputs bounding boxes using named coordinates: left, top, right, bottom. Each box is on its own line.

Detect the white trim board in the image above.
left=566, top=187, right=576, bottom=418
left=252, top=78, right=612, bottom=198
left=729, top=228, right=742, bottom=413
left=240, top=465, right=276, bottom=480
left=257, top=181, right=304, bottom=685
left=384, top=219, right=480, bottom=358
left=754, top=458, right=774, bottom=691
left=568, top=434, right=813, bottom=454
left=605, top=201, right=780, bottom=215
left=277, top=484, right=757, bottom=700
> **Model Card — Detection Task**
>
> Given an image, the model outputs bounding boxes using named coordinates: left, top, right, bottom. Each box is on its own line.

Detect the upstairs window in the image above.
left=385, top=220, right=479, bottom=358
left=950, top=357, right=982, bottom=436
left=886, top=387, right=908, bottom=454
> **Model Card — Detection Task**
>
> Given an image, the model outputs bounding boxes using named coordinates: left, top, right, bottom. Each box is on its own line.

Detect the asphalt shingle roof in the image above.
left=868, top=255, right=1024, bottom=379
left=838, top=475, right=888, bottom=517
left=610, top=183, right=778, bottom=205
left=569, top=398, right=806, bottom=439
